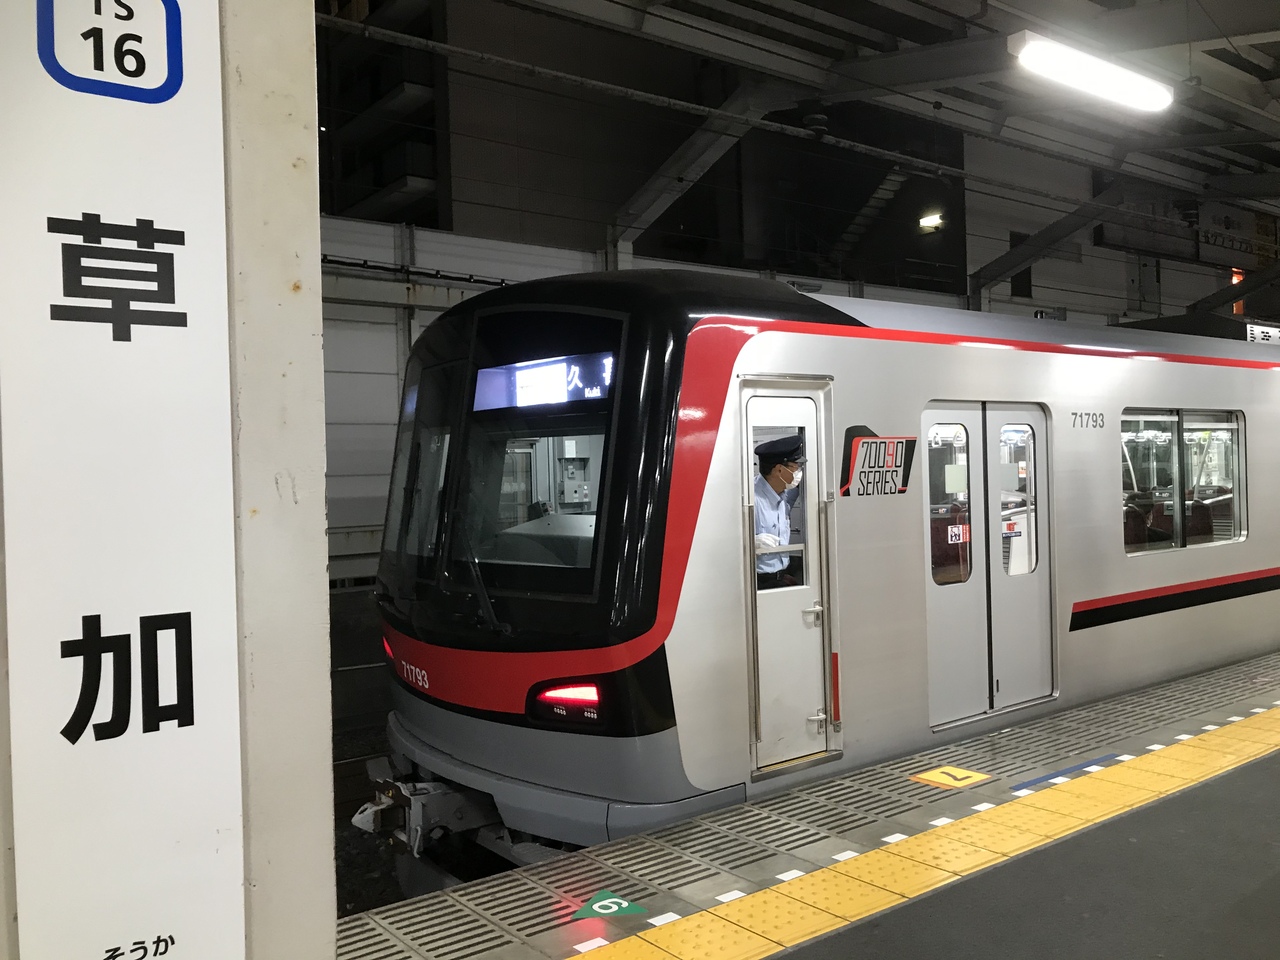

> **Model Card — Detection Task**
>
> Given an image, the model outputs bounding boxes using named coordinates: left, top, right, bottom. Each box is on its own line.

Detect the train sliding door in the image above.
left=742, top=382, right=835, bottom=771
left=922, top=402, right=1053, bottom=726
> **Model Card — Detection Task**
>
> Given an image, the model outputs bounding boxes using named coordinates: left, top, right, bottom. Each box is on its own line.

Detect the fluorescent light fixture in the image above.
left=919, top=212, right=943, bottom=228
left=1009, top=31, right=1173, bottom=113
left=1131, top=355, right=1165, bottom=362
left=958, top=341, right=1015, bottom=350
left=1064, top=344, right=1135, bottom=353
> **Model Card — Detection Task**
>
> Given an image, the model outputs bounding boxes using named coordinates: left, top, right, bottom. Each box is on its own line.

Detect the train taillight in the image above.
left=537, top=684, right=599, bottom=706
left=382, top=637, right=394, bottom=659
left=530, top=681, right=603, bottom=724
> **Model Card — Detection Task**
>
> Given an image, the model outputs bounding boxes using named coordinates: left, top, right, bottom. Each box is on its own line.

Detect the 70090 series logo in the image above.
left=839, top=426, right=918, bottom=497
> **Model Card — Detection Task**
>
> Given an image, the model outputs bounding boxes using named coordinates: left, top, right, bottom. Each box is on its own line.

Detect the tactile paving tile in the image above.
left=639, top=912, right=780, bottom=960
left=770, top=869, right=904, bottom=921
left=1193, top=731, right=1272, bottom=759
left=1087, top=765, right=1190, bottom=796
left=1014, top=788, right=1126, bottom=822
left=1126, top=753, right=1222, bottom=780
left=1196, top=724, right=1280, bottom=746
left=830, top=849, right=958, bottom=897
left=1157, top=742, right=1243, bottom=772
left=1049, top=776, right=1157, bottom=810
left=709, top=889, right=844, bottom=946
left=577, top=938, right=678, bottom=960
left=931, top=818, right=1047, bottom=857
left=880, top=834, right=1005, bottom=875
left=975, top=802, right=1089, bottom=838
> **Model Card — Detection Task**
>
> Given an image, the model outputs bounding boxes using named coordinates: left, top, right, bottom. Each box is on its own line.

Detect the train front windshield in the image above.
left=383, top=312, right=624, bottom=604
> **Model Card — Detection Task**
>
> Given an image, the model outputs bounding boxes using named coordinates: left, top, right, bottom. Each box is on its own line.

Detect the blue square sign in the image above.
left=38, top=0, right=184, bottom=103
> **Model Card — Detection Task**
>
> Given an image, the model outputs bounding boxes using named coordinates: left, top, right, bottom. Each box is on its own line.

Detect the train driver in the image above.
left=753, top=435, right=806, bottom=590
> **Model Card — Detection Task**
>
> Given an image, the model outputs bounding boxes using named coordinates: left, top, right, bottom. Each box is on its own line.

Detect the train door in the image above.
left=743, top=384, right=834, bottom=770
left=921, top=402, right=1052, bottom=726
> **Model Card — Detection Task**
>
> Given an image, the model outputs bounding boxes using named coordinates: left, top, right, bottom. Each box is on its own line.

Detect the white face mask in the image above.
left=784, top=467, right=803, bottom=490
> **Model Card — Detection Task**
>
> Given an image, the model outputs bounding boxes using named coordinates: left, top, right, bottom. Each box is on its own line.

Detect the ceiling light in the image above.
left=919, top=212, right=943, bottom=228
left=1009, top=31, right=1173, bottom=113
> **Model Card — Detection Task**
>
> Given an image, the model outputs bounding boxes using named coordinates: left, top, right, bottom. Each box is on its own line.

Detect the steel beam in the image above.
left=1206, top=173, right=1280, bottom=200
left=1118, top=129, right=1280, bottom=155
left=1094, top=0, right=1280, bottom=52
left=611, top=82, right=787, bottom=245
left=824, top=34, right=1011, bottom=103
left=1184, top=260, right=1280, bottom=316
left=967, top=182, right=1138, bottom=306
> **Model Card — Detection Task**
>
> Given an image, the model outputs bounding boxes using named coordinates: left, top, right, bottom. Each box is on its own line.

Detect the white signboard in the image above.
left=1, top=3, right=245, bottom=959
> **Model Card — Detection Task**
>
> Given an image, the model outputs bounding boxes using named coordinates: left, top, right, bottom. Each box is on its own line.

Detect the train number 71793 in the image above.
left=1072, top=412, right=1105, bottom=428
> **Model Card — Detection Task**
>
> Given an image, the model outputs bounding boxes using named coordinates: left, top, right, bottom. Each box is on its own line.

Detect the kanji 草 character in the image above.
left=47, top=212, right=187, bottom=342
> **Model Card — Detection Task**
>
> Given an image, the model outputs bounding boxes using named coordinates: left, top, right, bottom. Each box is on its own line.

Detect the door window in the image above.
left=927, top=424, right=971, bottom=585
left=997, top=423, right=1037, bottom=576
left=751, top=424, right=809, bottom=588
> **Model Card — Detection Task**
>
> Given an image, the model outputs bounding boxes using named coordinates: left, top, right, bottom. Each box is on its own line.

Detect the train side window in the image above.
left=927, top=424, right=972, bottom=585
left=1181, top=411, right=1244, bottom=545
left=998, top=423, right=1037, bottom=576
left=1121, top=408, right=1245, bottom=554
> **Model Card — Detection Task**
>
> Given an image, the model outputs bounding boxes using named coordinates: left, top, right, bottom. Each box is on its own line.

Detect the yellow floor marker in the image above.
left=1088, top=764, right=1190, bottom=796
left=934, top=817, right=1049, bottom=856
left=1198, top=724, right=1280, bottom=747
left=1050, top=776, right=1157, bottom=811
left=976, top=802, right=1089, bottom=838
left=581, top=938, right=679, bottom=960
left=710, top=889, right=844, bottom=946
left=885, top=834, right=1005, bottom=875
left=771, top=869, right=904, bottom=921
left=1158, top=743, right=1242, bottom=773
left=639, top=913, right=780, bottom=960
left=909, top=766, right=991, bottom=789
left=1120, top=753, right=1216, bottom=781
left=1015, top=788, right=1126, bottom=822
left=1195, top=731, right=1272, bottom=759
left=832, top=849, right=958, bottom=897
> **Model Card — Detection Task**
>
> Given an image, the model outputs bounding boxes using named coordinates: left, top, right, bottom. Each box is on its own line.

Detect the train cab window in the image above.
left=927, top=424, right=972, bottom=585
left=1121, top=409, right=1244, bottom=554
left=997, top=423, right=1038, bottom=576
left=453, top=345, right=619, bottom=594
left=383, top=358, right=464, bottom=577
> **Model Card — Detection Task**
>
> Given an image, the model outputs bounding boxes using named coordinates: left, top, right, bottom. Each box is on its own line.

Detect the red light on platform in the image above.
left=383, top=637, right=394, bottom=659
left=537, top=684, right=600, bottom=706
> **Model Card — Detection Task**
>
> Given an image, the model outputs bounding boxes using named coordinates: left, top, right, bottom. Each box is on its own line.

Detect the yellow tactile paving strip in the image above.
left=580, top=708, right=1280, bottom=960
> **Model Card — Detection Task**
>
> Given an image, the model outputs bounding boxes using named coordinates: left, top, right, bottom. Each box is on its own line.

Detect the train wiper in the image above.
left=454, top=523, right=512, bottom=637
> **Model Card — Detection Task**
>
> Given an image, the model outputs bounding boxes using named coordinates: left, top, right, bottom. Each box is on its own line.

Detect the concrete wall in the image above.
left=965, top=137, right=1223, bottom=322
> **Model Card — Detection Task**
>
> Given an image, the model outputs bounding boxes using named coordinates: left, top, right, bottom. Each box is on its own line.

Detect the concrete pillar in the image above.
left=221, top=1, right=336, bottom=958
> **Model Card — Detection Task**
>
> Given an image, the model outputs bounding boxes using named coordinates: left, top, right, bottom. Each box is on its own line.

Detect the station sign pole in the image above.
left=0, top=2, right=247, bottom=958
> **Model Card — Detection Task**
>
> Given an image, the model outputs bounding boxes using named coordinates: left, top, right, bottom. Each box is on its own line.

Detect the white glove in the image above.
left=754, top=533, right=781, bottom=552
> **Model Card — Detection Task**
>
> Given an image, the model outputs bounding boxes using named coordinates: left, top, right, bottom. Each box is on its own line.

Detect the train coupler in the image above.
left=351, top=758, right=501, bottom=856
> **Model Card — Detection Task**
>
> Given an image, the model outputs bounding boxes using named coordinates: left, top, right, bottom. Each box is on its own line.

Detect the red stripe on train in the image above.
left=1071, top=566, right=1280, bottom=614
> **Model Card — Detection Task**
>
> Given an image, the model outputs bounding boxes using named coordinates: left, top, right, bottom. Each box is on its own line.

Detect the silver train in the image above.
left=367, top=270, right=1279, bottom=858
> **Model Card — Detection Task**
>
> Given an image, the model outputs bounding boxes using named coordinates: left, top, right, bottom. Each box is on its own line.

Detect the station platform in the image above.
left=338, top=651, right=1280, bottom=960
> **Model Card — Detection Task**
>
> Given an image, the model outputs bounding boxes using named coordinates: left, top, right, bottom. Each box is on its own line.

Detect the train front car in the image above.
left=373, top=272, right=851, bottom=859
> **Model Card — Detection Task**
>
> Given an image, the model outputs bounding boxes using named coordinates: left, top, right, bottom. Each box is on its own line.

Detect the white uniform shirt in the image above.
left=754, top=473, right=800, bottom=573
